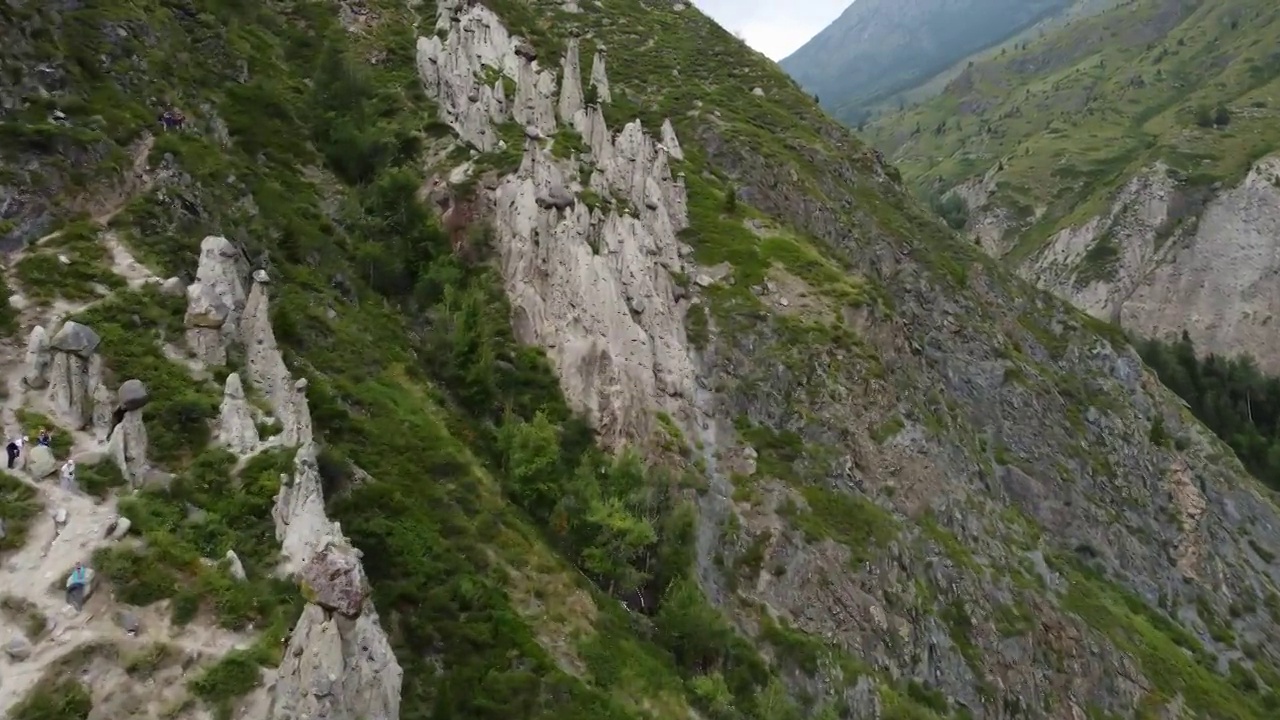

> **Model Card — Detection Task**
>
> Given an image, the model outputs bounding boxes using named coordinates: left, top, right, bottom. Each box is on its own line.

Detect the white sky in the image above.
left=690, top=0, right=852, bottom=61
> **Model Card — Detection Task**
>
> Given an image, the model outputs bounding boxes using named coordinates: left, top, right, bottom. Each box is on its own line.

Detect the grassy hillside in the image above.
left=4, top=0, right=1280, bottom=718
left=865, top=0, right=1280, bottom=258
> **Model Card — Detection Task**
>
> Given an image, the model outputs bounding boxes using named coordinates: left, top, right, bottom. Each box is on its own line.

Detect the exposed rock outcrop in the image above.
left=239, top=273, right=400, bottom=718
left=217, top=372, right=259, bottom=455
left=46, top=321, right=102, bottom=429
left=558, top=38, right=584, bottom=125
left=22, top=325, right=50, bottom=389
left=1024, top=154, right=1280, bottom=372
left=417, top=0, right=697, bottom=446
left=268, top=445, right=402, bottom=720
left=184, top=235, right=247, bottom=366
left=107, top=379, right=149, bottom=484
left=589, top=47, right=611, bottom=104
left=26, top=445, right=56, bottom=479
left=241, top=272, right=312, bottom=447
left=415, top=0, right=516, bottom=152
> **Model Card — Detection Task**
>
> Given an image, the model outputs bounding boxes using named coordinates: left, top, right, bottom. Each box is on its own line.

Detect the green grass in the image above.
left=0, top=593, right=50, bottom=640
left=189, top=647, right=266, bottom=720
left=0, top=474, right=42, bottom=552
left=9, top=678, right=92, bottom=720
left=1054, top=554, right=1280, bottom=719
left=77, top=459, right=127, bottom=499
left=14, top=220, right=125, bottom=303
left=15, top=410, right=73, bottom=459
left=787, top=487, right=899, bottom=566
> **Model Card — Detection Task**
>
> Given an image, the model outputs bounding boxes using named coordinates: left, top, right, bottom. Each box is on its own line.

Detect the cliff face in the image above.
left=1024, top=156, right=1280, bottom=374
left=5, top=0, right=1280, bottom=718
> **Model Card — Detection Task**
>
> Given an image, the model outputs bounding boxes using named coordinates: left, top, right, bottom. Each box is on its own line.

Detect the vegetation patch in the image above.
left=10, top=678, right=93, bottom=720
left=93, top=448, right=300, bottom=643
left=0, top=593, right=49, bottom=639
left=73, top=286, right=220, bottom=465
left=0, top=474, right=42, bottom=552
left=1138, top=332, right=1280, bottom=493
left=190, top=648, right=267, bottom=720
left=13, top=220, right=124, bottom=303
left=787, top=487, right=899, bottom=566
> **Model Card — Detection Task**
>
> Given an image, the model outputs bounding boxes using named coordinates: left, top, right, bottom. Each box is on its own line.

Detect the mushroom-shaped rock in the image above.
left=514, top=41, right=537, bottom=60
left=117, top=379, right=149, bottom=411
left=252, top=268, right=270, bottom=283
left=300, top=542, right=369, bottom=617
left=50, top=321, right=100, bottom=358
left=536, top=184, right=576, bottom=211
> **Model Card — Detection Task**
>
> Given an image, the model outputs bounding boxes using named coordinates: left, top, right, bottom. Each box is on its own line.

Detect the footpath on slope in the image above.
left=0, top=136, right=255, bottom=716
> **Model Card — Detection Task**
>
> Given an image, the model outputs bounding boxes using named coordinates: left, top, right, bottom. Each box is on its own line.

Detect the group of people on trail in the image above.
left=158, top=108, right=186, bottom=132
left=5, top=428, right=53, bottom=470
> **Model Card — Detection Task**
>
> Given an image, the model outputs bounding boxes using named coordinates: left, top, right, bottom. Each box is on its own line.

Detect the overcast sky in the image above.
left=691, top=0, right=851, bottom=61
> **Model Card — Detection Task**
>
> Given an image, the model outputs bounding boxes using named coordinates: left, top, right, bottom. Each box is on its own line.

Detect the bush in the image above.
left=94, top=448, right=300, bottom=635
left=10, top=679, right=92, bottom=720
left=190, top=648, right=264, bottom=720
left=0, top=474, right=42, bottom=552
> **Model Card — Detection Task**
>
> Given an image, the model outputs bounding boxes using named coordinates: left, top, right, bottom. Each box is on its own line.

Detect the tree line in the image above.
left=1138, top=331, right=1280, bottom=492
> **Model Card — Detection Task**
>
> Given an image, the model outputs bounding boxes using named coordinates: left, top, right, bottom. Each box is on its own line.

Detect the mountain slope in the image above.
left=780, top=0, right=1080, bottom=124
left=2, top=0, right=1280, bottom=719
left=864, top=0, right=1280, bottom=373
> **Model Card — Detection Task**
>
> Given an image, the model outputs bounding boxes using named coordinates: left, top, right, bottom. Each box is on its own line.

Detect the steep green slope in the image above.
left=865, top=0, right=1280, bottom=258
left=4, top=0, right=1280, bottom=719
left=780, top=0, right=1075, bottom=125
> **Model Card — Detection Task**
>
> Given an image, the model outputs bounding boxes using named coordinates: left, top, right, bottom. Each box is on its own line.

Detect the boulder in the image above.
left=107, top=516, right=132, bottom=541
left=117, top=611, right=141, bottom=635
left=26, top=445, right=57, bottom=479
left=300, top=543, right=369, bottom=617
left=184, top=284, right=231, bottom=328
left=224, top=549, right=247, bottom=581
left=4, top=636, right=31, bottom=661
left=117, top=379, right=149, bottom=411
left=160, top=276, right=185, bottom=297
left=50, top=321, right=100, bottom=358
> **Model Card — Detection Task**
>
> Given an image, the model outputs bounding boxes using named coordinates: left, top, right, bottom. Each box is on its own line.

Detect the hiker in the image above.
left=158, top=109, right=185, bottom=132
left=5, top=435, right=21, bottom=469
left=59, top=459, right=76, bottom=491
left=37, top=428, right=51, bottom=447
left=65, top=562, right=90, bottom=612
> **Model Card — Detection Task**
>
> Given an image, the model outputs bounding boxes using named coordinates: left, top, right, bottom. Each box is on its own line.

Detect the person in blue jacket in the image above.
left=66, top=562, right=89, bottom=611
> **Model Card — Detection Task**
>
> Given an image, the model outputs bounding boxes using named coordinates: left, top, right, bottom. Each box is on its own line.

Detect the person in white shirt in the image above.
left=60, top=459, right=76, bottom=491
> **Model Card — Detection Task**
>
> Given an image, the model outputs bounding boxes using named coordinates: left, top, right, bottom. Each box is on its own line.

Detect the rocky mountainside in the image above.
left=2, top=0, right=1280, bottom=719
left=779, top=0, right=1106, bottom=125
left=864, top=0, right=1280, bottom=374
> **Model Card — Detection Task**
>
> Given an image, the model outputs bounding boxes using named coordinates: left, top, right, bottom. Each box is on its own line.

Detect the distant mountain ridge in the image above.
left=780, top=0, right=1076, bottom=124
